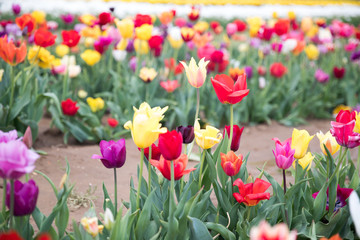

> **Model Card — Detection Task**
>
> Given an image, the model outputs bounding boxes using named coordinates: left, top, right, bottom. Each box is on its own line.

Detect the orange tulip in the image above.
left=0, top=35, right=27, bottom=66
left=220, top=151, right=243, bottom=176
left=15, top=14, right=36, bottom=35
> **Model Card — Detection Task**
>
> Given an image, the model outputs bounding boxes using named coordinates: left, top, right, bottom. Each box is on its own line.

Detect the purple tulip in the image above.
left=0, top=141, right=39, bottom=179
left=6, top=179, right=39, bottom=216
left=176, top=126, right=194, bottom=144
left=12, top=4, right=21, bottom=15
left=5, top=24, right=22, bottom=37
left=250, top=38, right=261, bottom=48
left=92, top=139, right=126, bottom=168
left=74, top=23, right=86, bottom=33
left=313, top=185, right=353, bottom=212
left=351, top=50, right=360, bottom=62
left=126, top=39, right=135, bottom=52
left=317, top=44, right=328, bottom=54
left=244, top=66, right=253, bottom=79
left=272, top=141, right=295, bottom=170
left=61, top=14, right=75, bottom=25
left=314, top=69, right=329, bottom=84
left=0, top=130, right=18, bottom=143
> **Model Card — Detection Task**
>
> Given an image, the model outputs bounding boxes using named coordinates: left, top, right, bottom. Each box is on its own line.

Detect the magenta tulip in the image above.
left=272, top=140, right=295, bottom=170
left=92, top=139, right=126, bottom=168
left=0, top=130, right=19, bottom=143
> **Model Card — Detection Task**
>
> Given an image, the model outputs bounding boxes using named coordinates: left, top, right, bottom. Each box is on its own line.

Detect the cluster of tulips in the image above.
left=1, top=4, right=360, bottom=143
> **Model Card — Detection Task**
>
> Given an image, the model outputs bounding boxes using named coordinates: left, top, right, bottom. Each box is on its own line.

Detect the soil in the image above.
left=1, top=117, right=355, bottom=225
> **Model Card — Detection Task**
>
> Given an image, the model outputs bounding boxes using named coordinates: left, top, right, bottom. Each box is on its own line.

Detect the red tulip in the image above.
left=158, top=130, right=183, bottom=161
left=148, top=35, right=163, bottom=49
left=270, top=62, right=287, bottom=78
left=107, top=118, right=118, bottom=128
left=258, top=26, right=273, bottom=41
left=330, top=110, right=360, bottom=148
left=98, top=12, right=112, bottom=26
left=221, top=151, right=243, bottom=176
left=15, top=14, right=36, bottom=35
left=223, top=125, right=244, bottom=151
left=61, top=98, right=79, bottom=116
left=233, top=19, right=247, bottom=32
left=62, top=30, right=81, bottom=48
left=150, top=154, right=195, bottom=180
left=211, top=73, right=249, bottom=105
left=139, top=143, right=161, bottom=161
left=134, top=14, right=152, bottom=28
left=34, top=28, right=57, bottom=48
left=257, top=66, right=266, bottom=76
left=333, top=66, right=345, bottom=79
left=233, top=178, right=271, bottom=206
left=274, top=19, right=290, bottom=36
left=188, top=7, right=200, bottom=21
left=0, top=230, right=23, bottom=240
left=160, top=80, right=180, bottom=93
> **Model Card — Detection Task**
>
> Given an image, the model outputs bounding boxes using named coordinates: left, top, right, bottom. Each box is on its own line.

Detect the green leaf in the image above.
left=205, top=222, right=236, bottom=240
left=188, top=217, right=212, bottom=240
left=8, top=90, right=31, bottom=121
left=135, top=190, right=156, bottom=239
left=313, top=182, right=328, bottom=222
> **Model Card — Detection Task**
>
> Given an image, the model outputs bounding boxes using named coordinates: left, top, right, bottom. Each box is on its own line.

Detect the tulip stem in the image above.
left=9, top=179, right=14, bottom=229
left=136, top=148, right=144, bottom=210
left=169, top=160, right=176, bottom=236
left=198, top=150, right=206, bottom=189
left=246, top=206, right=251, bottom=222
left=357, top=147, right=360, bottom=173
left=7, top=66, right=14, bottom=124
left=2, top=179, right=6, bottom=214
left=113, top=168, right=117, bottom=218
left=295, top=159, right=298, bottom=184
left=194, top=88, right=200, bottom=123
left=62, top=53, right=71, bottom=100
left=282, top=169, right=287, bottom=194
left=228, top=104, right=234, bottom=152
left=148, top=145, right=152, bottom=195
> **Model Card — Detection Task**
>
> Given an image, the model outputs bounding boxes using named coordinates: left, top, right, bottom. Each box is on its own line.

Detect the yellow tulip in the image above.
left=80, top=217, right=104, bottom=237
left=301, top=17, right=313, bottom=33
left=0, top=69, right=3, bottom=82
left=304, top=44, right=319, bottom=60
left=353, top=112, right=360, bottom=134
left=288, top=11, right=296, bottom=20
left=291, top=128, right=314, bottom=159
left=167, top=35, right=183, bottom=49
left=194, top=119, right=222, bottom=149
left=306, top=26, right=319, bottom=38
left=134, top=39, right=149, bottom=55
left=81, top=26, right=101, bottom=38
left=87, top=97, right=105, bottom=112
left=31, top=10, right=46, bottom=24
left=316, top=131, right=340, bottom=155
left=115, top=18, right=134, bottom=39
left=55, top=44, right=69, bottom=57
left=135, top=24, right=153, bottom=41
left=332, top=105, right=352, bottom=117
left=28, top=46, right=55, bottom=69
left=272, top=11, right=278, bottom=19
left=124, top=102, right=168, bottom=149
left=139, top=67, right=157, bottom=83
left=80, top=14, right=97, bottom=26
left=78, top=90, right=88, bottom=99
left=247, top=16, right=263, bottom=37
left=80, top=49, right=101, bottom=66
left=84, top=38, right=95, bottom=48
left=180, top=57, right=209, bottom=88
left=116, top=38, right=128, bottom=50
left=193, top=21, right=209, bottom=34
left=293, top=152, right=314, bottom=170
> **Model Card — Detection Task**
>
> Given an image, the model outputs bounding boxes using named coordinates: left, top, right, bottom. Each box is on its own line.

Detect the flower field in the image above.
left=1, top=2, right=360, bottom=240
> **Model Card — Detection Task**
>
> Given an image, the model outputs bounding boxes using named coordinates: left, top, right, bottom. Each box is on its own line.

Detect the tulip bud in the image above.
left=176, top=126, right=194, bottom=144
left=158, top=130, right=183, bottom=161
left=103, top=208, right=114, bottom=230
left=220, top=151, right=243, bottom=176
left=223, top=125, right=244, bottom=152
left=23, top=126, right=33, bottom=149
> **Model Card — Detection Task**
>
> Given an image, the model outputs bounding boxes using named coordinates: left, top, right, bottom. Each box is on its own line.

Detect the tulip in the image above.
left=250, top=221, right=297, bottom=240
left=81, top=217, right=104, bottom=237
left=112, top=49, right=127, bottom=62
left=139, top=67, right=157, bottom=83
left=12, top=4, right=21, bottom=15
left=150, top=154, right=196, bottom=181
left=124, top=102, right=168, bottom=149
left=349, top=192, right=360, bottom=238
left=319, top=234, right=342, bottom=240
left=34, top=29, right=57, bottom=48
left=135, top=24, right=153, bottom=41
left=103, top=208, right=114, bottom=230
left=194, top=21, right=209, bottom=34
left=107, top=118, right=118, bottom=128
left=6, top=179, right=38, bottom=216
left=98, top=12, right=112, bottom=26
left=92, top=139, right=126, bottom=169
left=28, top=46, right=55, bottom=69
left=15, top=14, right=36, bottom=35
left=81, top=49, right=101, bottom=66
left=158, top=11, right=173, bottom=25
left=0, top=35, right=27, bottom=66
left=274, top=19, right=290, bottom=36
left=0, top=140, right=39, bottom=179
left=233, top=178, right=271, bottom=206
left=134, top=39, right=150, bottom=54
left=333, top=66, right=345, bottom=79
left=188, top=7, right=200, bottom=21
left=316, top=131, right=340, bottom=155
left=167, top=34, right=183, bottom=49
left=61, top=13, right=74, bottom=25
left=211, top=73, right=250, bottom=105
left=223, top=125, right=244, bottom=151
left=304, top=44, right=319, bottom=60
left=257, top=66, right=266, bottom=76
left=0, top=130, right=18, bottom=143
left=158, top=130, right=183, bottom=161
left=330, top=110, right=360, bottom=148
left=229, top=68, right=244, bottom=82
left=148, top=35, right=163, bottom=50
left=23, top=126, right=33, bottom=149
left=87, top=97, right=105, bottom=113
left=115, top=18, right=134, bottom=39
left=315, top=69, right=329, bottom=84
left=258, top=26, right=273, bottom=41
left=226, top=23, right=237, bottom=36
left=62, top=30, right=81, bottom=48
left=0, top=231, right=23, bottom=240
left=176, top=125, right=195, bottom=144
left=180, top=57, right=209, bottom=88
left=181, top=27, right=195, bottom=42
left=31, top=10, right=46, bottom=24
left=134, top=14, right=152, bottom=28
left=272, top=141, right=295, bottom=170
left=270, top=62, right=287, bottom=78
left=140, top=143, right=161, bottom=161
left=292, top=152, right=314, bottom=170
left=291, top=128, right=314, bottom=159
left=61, top=98, right=79, bottom=116
left=220, top=151, right=243, bottom=176
left=160, top=80, right=180, bottom=93
left=55, top=44, right=70, bottom=57
left=94, top=36, right=112, bottom=54
left=194, top=119, right=222, bottom=149
left=313, top=185, right=353, bottom=212
left=233, top=19, right=247, bottom=32
left=258, top=77, right=266, bottom=89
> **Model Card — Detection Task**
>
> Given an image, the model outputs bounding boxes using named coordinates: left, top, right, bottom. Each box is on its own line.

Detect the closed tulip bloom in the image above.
left=62, top=30, right=81, bottom=48
left=293, top=152, right=314, bottom=170
left=81, top=217, right=104, bottom=237
left=124, top=102, right=168, bottom=149
left=28, top=46, right=55, bottom=69
left=55, top=44, right=70, bottom=57
left=180, top=57, right=209, bottom=88
left=315, top=69, right=329, bottom=84
left=140, top=143, right=162, bottom=161
left=250, top=221, right=297, bottom=240
left=194, top=119, right=222, bottom=149
left=135, top=24, right=153, bottom=41
left=181, top=27, right=195, bottom=42
left=160, top=80, right=181, bottom=93
left=0, top=35, right=27, bottom=66
left=176, top=125, right=194, bottom=144
left=12, top=4, right=21, bottom=15
left=330, top=110, right=360, bottom=148
left=158, top=130, right=183, bottom=161
left=211, top=73, right=250, bottom=105
left=305, top=44, right=319, bottom=60
left=139, top=67, right=157, bottom=83
left=115, top=18, right=134, bottom=39
left=6, top=179, right=38, bottom=216
left=22, top=126, right=33, bottom=149
left=31, top=10, right=46, bottom=24
left=273, top=141, right=295, bottom=170
left=61, top=98, right=79, bottom=116
left=270, top=62, right=287, bottom=78
left=316, top=131, right=340, bottom=155
left=333, top=66, right=346, bottom=79
left=92, top=139, right=126, bottom=168
left=221, top=151, right=243, bottom=176
left=87, top=97, right=105, bottom=112
left=224, top=125, right=244, bottom=152
left=107, top=118, right=118, bottom=128
left=0, top=141, right=39, bottom=179
left=134, top=39, right=149, bottom=54
left=34, top=28, right=57, bottom=48
left=150, top=154, right=195, bottom=181
left=81, top=49, right=101, bottom=66
left=291, top=128, right=314, bottom=159
left=233, top=178, right=271, bottom=206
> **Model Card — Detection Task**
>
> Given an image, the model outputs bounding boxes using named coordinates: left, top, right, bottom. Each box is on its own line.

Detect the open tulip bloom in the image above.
left=233, top=178, right=271, bottom=206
